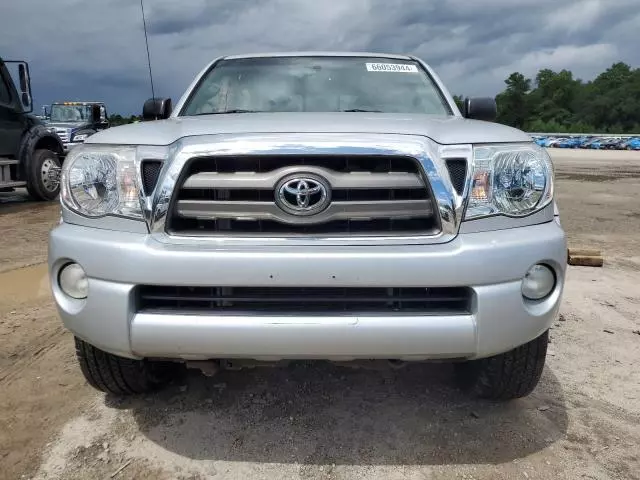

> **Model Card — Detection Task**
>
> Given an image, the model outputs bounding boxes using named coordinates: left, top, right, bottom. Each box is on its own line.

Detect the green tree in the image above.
left=452, top=94, right=465, bottom=112
left=578, top=63, right=639, bottom=132
left=490, top=62, right=640, bottom=134
left=495, top=72, right=531, bottom=129
left=527, top=69, right=582, bottom=129
left=108, top=114, right=141, bottom=126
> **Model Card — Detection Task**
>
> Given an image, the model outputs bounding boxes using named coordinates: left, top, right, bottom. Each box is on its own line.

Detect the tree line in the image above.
left=455, top=62, right=640, bottom=134
left=108, top=114, right=141, bottom=126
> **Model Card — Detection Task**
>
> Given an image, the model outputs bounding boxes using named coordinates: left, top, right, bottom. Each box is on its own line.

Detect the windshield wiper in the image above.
left=193, top=109, right=263, bottom=115
left=340, top=108, right=383, bottom=112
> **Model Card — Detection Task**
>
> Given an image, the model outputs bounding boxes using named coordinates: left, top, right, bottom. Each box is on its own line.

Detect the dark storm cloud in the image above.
left=1, top=0, right=638, bottom=114
left=145, top=3, right=225, bottom=35
left=146, top=0, right=270, bottom=35
left=365, top=0, right=633, bottom=67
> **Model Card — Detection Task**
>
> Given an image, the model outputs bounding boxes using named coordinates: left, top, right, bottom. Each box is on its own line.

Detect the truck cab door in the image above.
left=0, top=67, right=24, bottom=157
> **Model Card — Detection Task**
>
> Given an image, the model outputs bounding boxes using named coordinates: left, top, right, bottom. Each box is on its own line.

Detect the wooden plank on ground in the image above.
left=568, top=248, right=604, bottom=267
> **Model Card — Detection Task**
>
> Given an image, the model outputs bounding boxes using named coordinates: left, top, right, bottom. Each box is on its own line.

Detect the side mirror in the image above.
left=143, top=98, right=172, bottom=121
left=18, top=63, right=32, bottom=111
left=18, top=64, right=29, bottom=91
left=463, top=97, right=497, bottom=122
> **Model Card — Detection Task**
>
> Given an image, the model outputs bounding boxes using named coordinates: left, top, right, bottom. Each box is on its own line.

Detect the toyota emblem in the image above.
left=275, top=174, right=331, bottom=216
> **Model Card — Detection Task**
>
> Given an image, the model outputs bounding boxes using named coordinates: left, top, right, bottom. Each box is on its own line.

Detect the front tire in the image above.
left=455, top=330, right=549, bottom=400
left=26, top=148, right=61, bottom=201
left=74, top=337, right=175, bottom=395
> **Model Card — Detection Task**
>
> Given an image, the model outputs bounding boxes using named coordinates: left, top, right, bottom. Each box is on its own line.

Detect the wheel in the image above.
left=26, top=148, right=62, bottom=201
left=455, top=330, right=548, bottom=400
left=74, top=337, right=176, bottom=395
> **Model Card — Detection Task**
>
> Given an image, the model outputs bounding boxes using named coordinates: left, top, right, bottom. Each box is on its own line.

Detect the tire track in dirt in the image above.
left=0, top=261, right=93, bottom=480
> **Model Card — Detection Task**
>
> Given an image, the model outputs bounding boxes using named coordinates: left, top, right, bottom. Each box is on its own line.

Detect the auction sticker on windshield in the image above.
left=366, top=63, right=418, bottom=72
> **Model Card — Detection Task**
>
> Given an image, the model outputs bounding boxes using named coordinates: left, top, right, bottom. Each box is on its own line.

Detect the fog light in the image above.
left=522, top=264, right=555, bottom=300
left=59, top=263, right=89, bottom=299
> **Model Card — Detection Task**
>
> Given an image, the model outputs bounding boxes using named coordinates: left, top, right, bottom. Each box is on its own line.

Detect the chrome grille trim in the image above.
left=173, top=160, right=434, bottom=233
left=176, top=199, right=434, bottom=224
left=55, top=129, right=69, bottom=143
left=145, top=134, right=472, bottom=246
left=182, top=167, right=424, bottom=190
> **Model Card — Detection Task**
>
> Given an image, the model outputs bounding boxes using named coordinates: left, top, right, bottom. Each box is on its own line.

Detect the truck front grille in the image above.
left=137, top=286, right=473, bottom=315
left=166, top=155, right=439, bottom=237
left=55, top=129, right=69, bottom=143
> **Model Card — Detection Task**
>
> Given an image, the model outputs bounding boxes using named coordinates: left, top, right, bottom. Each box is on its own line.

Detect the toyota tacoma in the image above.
left=48, top=52, right=566, bottom=399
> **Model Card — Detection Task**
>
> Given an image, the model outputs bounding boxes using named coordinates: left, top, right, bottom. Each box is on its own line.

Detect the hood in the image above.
left=86, top=113, right=532, bottom=146
left=46, top=121, right=86, bottom=130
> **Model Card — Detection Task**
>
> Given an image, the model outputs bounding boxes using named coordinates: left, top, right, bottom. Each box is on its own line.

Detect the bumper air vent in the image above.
left=137, top=285, right=473, bottom=315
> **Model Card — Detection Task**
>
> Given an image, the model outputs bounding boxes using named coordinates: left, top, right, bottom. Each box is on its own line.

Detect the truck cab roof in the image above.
left=222, top=51, right=415, bottom=60
left=52, top=101, right=105, bottom=106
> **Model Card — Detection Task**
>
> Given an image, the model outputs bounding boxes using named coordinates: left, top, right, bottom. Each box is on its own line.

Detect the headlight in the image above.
left=465, top=143, right=553, bottom=219
left=60, top=145, right=142, bottom=219
left=72, top=133, right=88, bottom=142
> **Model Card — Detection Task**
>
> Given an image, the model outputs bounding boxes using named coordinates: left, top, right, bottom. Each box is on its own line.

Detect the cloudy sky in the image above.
left=2, top=0, right=638, bottom=115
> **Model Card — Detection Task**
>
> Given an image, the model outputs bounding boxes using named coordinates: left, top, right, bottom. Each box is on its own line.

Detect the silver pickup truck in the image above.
left=48, top=52, right=566, bottom=400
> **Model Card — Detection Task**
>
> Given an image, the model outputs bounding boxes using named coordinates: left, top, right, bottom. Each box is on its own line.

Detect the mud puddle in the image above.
left=0, top=263, right=51, bottom=308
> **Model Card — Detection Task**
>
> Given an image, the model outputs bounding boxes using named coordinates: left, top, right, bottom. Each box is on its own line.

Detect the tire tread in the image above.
left=459, top=330, right=548, bottom=400
left=74, top=337, right=165, bottom=395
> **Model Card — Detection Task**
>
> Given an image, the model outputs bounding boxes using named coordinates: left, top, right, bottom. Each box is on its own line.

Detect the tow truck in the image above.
left=44, top=101, right=110, bottom=152
left=0, top=57, right=64, bottom=200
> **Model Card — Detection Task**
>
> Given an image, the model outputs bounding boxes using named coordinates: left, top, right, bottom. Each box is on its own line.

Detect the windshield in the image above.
left=49, top=104, right=92, bottom=123
left=181, top=56, right=452, bottom=116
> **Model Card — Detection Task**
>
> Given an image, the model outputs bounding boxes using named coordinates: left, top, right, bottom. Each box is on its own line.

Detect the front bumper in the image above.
left=48, top=220, right=567, bottom=361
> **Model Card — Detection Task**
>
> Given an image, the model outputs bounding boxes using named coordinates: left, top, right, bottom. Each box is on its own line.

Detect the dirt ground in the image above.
left=0, top=148, right=639, bottom=480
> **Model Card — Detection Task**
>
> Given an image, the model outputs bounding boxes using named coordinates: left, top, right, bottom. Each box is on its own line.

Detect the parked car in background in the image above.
left=578, top=136, right=593, bottom=147
left=580, top=138, right=599, bottom=149
left=534, top=137, right=548, bottom=147
left=555, top=138, right=573, bottom=148
left=547, top=137, right=566, bottom=147
left=590, top=138, right=605, bottom=149
left=621, top=138, right=640, bottom=150
left=602, top=138, right=625, bottom=150
left=556, top=137, right=588, bottom=148
left=532, top=135, right=638, bottom=150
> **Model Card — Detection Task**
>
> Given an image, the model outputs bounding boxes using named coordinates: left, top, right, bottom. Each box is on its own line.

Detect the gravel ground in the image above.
left=0, top=148, right=639, bottom=480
